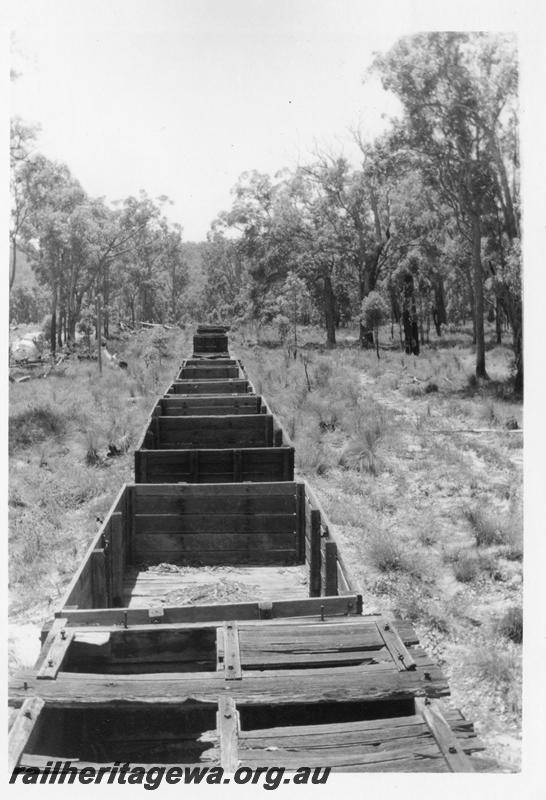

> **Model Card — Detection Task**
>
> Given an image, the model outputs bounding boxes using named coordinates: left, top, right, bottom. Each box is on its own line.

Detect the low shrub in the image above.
left=496, top=605, right=523, bottom=644
left=366, top=529, right=416, bottom=574
left=464, top=505, right=511, bottom=547
left=9, top=405, right=67, bottom=452
left=445, top=547, right=480, bottom=583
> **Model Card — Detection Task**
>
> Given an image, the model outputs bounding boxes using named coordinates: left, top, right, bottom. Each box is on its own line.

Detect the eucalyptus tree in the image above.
left=373, top=32, right=519, bottom=380
left=21, top=155, right=87, bottom=353
left=10, top=118, right=40, bottom=290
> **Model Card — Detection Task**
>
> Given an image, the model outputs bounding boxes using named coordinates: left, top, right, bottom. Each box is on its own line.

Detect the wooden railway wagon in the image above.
left=135, top=393, right=295, bottom=483
left=167, top=378, right=252, bottom=395
left=177, top=363, right=242, bottom=380
left=9, top=613, right=493, bottom=772
left=193, top=332, right=229, bottom=357
left=8, top=326, right=496, bottom=774
left=42, top=481, right=357, bottom=615
left=168, top=356, right=252, bottom=395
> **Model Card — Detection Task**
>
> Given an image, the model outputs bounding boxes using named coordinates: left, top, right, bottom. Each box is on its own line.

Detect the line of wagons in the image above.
left=9, top=325, right=496, bottom=773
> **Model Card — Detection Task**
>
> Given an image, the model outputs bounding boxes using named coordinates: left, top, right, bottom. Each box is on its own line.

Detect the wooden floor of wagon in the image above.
left=123, top=564, right=309, bottom=608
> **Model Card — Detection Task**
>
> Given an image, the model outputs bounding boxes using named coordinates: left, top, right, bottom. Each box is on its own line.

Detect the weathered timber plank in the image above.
left=239, top=722, right=484, bottom=757
left=157, top=436, right=272, bottom=450
left=233, top=450, right=242, bottom=482
left=134, top=513, right=296, bottom=534
left=34, top=618, right=68, bottom=671
left=57, top=595, right=362, bottom=627
left=223, top=623, right=242, bottom=680
left=136, top=449, right=293, bottom=466
left=218, top=696, right=239, bottom=771
left=158, top=414, right=271, bottom=434
left=185, top=358, right=237, bottom=365
left=133, top=494, right=297, bottom=515
left=178, top=366, right=240, bottom=379
left=416, top=698, right=475, bottom=772
left=91, top=549, right=108, bottom=608
left=161, top=399, right=260, bottom=416
left=135, top=449, right=294, bottom=484
left=133, top=481, right=297, bottom=496
left=135, top=531, right=297, bottom=553
left=239, top=710, right=468, bottom=741
left=337, top=562, right=351, bottom=594
left=236, top=647, right=435, bottom=671
left=238, top=620, right=385, bottom=649
left=377, top=621, right=417, bottom=672
left=324, top=540, right=338, bottom=596
left=168, top=380, right=249, bottom=395
left=37, top=629, right=75, bottom=679
left=133, top=551, right=299, bottom=568
left=10, top=661, right=449, bottom=707
left=305, top=483, right=361, bottom=594
left=309, top=509, right=321, bottom=597
left=109, top=513, right=124, bottom=604
left=239, top=741, right=451, bottom=770
left=8, top=697, right=45, bottom=772
left=296, top=483, right=306, bottom=561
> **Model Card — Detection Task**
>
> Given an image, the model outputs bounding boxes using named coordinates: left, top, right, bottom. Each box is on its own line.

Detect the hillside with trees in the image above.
left=11, top=33, right=520, bottom=391
left=197, top=33, right=521, bottom=391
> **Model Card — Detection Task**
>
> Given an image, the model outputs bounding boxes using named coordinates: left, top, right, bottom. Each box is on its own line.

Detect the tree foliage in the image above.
left=10, top=32, right=521, bottom=391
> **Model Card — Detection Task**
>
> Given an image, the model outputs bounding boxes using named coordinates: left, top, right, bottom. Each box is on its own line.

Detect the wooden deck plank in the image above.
left=218, top=696, right=239, bottom=771
left=134, top=513, right=297, bottom=534
left=223, top=623, right=242, bottom=680
left=37, top=629, right=75, bottom=680
left=57, top=595, right=361, bottom=626
left=416, top=698, right=476, bottom=772
left=122, top=564, right=309, bottom=608
left=377, top=621, right=417, bottom=672
left=8, top=697, right=45, bottom=772
left=10, top=661, right=449, bottom=707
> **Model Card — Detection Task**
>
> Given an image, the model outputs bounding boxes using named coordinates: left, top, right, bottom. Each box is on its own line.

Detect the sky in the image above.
left=8, top=1, right=406, bottom=240
left=6, top=0, right=533, bottom=242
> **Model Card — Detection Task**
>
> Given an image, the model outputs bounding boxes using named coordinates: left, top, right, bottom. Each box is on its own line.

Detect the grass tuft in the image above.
left=366, top=529, right=417, bottom=574
left=496, top=605, right=523, bottom=644
left=9, top=405, right=67, bottom=452
left=464, top=505, right=513, bottom=547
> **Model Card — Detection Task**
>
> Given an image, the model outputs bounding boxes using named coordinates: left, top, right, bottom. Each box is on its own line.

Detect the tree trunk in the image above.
left=497, top=286, right=522, bottom=395
left=496, top=298, right=502, bottom=344
left=97, top=294, right=103, bottom=374
left=358, top=260, right=377, bottom=348
left=103, top=266, right=110, bottom=338
left=323, top=273, right=336, bottom=348
left=471, top=213, right=488, bottom=379
left=50, top=283, right=58, bottom=357
left=57, top=307, right=63, bottom=349
left=402, top=273, right=419, bottom=355
left=432, top=273, right=446, bottom=336
left=9, top=238, right=17, bottom=291
left=512, top=316, right=523, bottom=394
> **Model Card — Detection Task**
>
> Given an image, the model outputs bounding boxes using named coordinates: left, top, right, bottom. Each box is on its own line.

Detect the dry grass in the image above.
left=235, top=323, right=523, bottom=770
left=9, top=327, right=189, bottom=618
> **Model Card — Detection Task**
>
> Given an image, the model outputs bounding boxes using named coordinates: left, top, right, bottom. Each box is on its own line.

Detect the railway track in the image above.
left=8, top=325, right=496, bottom=773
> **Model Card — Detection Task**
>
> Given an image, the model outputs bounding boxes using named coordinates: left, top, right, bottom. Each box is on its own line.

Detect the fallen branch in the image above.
left=42, top=354, right=66, bottom=379
left=140, top=321, right=175, bottom=330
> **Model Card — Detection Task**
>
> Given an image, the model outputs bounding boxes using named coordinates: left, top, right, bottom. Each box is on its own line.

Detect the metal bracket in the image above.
left=148, top=607, right=165, bottom=623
